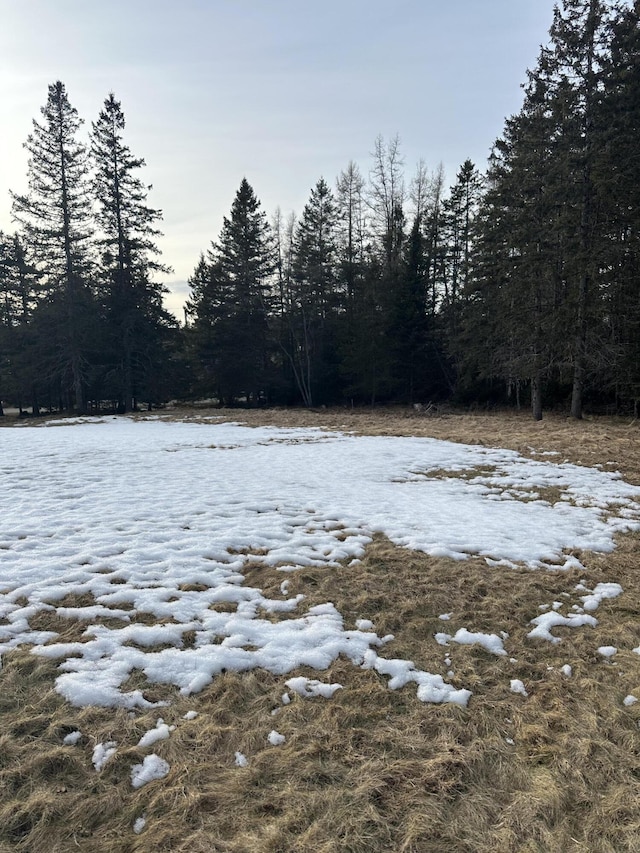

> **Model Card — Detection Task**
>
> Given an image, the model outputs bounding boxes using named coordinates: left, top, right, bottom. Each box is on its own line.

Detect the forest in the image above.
left=1, top=0, right=639, bottom=420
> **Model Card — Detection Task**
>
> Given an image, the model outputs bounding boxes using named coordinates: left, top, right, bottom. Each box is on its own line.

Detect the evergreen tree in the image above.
left=546, top=0, right=610, bottom=417
left=387, top=213, right=431, bottom=403
left=440, top=161, right=483, bottom=331
left=457, top=1, right=620, bottom=418
left=458, top=93, right=563, bottom=418
left=597, top=0, right=640, bottom=412
left=188, top=179, right=274, bottom=404
left=11, top=81, right=95, bottom=412
left=288, top=177, right=339, bottom=405
left=90, top=93, right=174, bottom=411
left=0, top=232, right=42, bottom=413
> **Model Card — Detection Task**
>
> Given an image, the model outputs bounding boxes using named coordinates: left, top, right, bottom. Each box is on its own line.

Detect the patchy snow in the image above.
left=183, top=710, right=198, bottom=720
left=510, top=679, right=528, bottom=697
left=92, top=741, right=117, bottom=771
left=597, top=646, right=618, bottom=658
left=561, top=664, right=573, bottom=677
left=63, top=730, right=82, bottom=745
left=234, top=751, right=248, bottom=767
left=435, top=629, right=507, bottom=656
left=268, top=730, right=286, bottom=746
left=284, top=676, right=343, bottom=699
left=580, top=582, right=623, bottom=612
left=133, top=815, right=146, bottom=834
left=623, top=695, right=637, bottom=706
left=362, top=650, right=471, bottom=706
left=1, top=418, right=639, bottom=711
left=527, top=612, right=598, bottom=643
left=131, top=754, right=170, bottom=788
left=137, top=718, right=174, bottom=748
left=355, top=619, right=374, bottom=630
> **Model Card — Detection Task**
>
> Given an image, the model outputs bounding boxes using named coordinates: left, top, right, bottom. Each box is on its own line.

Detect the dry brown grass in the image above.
left=1, top=406, right=639, bottom=852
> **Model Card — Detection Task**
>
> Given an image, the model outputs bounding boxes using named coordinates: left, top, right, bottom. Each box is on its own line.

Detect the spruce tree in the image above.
left=90, top=93, right=174, bottom=411
left=546, top=0, right=610, bottom=418
left=289, top=177, right=339, bottom=405
left=597, top=0, right=640, bottom=412
left=11, top=81, right=95, bottom=413
left=188, top=179, right=274, bottom=405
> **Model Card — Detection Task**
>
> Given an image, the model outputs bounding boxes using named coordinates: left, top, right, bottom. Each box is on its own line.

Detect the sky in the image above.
left=0, top=0, right=558, bottom=317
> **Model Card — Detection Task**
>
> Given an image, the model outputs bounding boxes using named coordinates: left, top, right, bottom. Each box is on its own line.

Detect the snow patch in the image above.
left=284, top=677, right=343, bottom=699
left=131, top=754, right=170, bottom=788
left=510, top=679, right=528, bottom=697
left=435, top=628, right=507, bottom=656
left=92, top=741, right=117, bottom=771
left=63, top=730, right=82, bottom=745
left=527, top=612, right=597, bottom=643
left=597, top=646, right=617, bottom=658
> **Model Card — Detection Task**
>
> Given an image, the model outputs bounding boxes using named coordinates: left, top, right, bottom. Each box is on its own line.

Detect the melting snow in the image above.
left=580, top=582, right=623, bottom=611
left=268, top=730, right=286, bottom=745
left=137, top=718, right=174, bottom=748
left=510, top=679, right=528, bottom=697
left=284, top=676, right=343, bottom=699
left=92, top=741, right=117, bottom=771
left=1, top=418, right=639, bottom=710
left=597, top=646, right=617, bottom=658
left=435, top=629, right=507, bottom=656
left=63, top=730, right=82, bottom=745
left=131, top=754, right=170, bottom=788
left=133, top=815, right=146, bottom=834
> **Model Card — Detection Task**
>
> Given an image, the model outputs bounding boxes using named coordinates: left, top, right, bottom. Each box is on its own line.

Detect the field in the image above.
left=1, top=407, right=639, bottom=853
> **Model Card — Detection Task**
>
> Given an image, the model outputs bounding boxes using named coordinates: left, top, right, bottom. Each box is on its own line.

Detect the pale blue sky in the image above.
left=1, top=0, right=557, bottom=314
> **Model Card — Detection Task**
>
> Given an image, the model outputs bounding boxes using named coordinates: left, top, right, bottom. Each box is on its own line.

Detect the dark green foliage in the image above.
left=187, top=179, right=274, bottom=405
left=10, top=81, right=96, bottom=413
left=90, top=93, right=176, bottom=411
left=455, top=0, right=640, bottom=418
left=287, top=177, right=340, bottom=406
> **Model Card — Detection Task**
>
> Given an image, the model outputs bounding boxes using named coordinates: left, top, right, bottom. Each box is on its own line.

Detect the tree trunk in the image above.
left=570, top=271, right=588, bottom=419
left=531, top=374, right=543, bottom=421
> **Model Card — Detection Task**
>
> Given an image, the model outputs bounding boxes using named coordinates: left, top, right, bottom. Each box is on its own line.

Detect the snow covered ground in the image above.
left=1, top=416, right=639, bottom=717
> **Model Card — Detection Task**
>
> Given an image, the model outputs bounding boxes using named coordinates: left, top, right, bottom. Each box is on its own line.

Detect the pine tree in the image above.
left=188, top=179, right=274, bottom=405
left=0, top=232, right=42, bottom=413
left=458, top=87, right=563, bottom=418
left=11, top=81, right=95, bottom=413
left=546, top=0, right=610, bottom=417
left=597, top=0, right=640, bottom=412
left=457, top=1, right=618, bottom=418
left=90, top=92, right=174, bottom=411
left=288, top=177, right=340, bottom=406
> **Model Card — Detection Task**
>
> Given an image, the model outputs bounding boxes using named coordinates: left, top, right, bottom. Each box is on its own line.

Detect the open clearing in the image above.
left=1, top=407, right=639, bottom=853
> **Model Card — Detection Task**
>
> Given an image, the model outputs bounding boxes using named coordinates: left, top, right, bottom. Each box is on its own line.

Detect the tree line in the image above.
left=2, top=0, right=639, bottom=419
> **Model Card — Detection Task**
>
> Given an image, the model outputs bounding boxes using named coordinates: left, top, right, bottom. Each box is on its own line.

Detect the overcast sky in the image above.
left=0, top=0, right=557, bottom=317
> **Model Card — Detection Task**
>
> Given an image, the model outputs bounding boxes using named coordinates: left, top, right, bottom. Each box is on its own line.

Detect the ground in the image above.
left=0, top=406, right=638, bottom=853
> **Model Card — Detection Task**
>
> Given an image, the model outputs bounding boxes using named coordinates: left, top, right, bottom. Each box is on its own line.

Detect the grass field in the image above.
left=1, top=407, right=639, bottom=853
